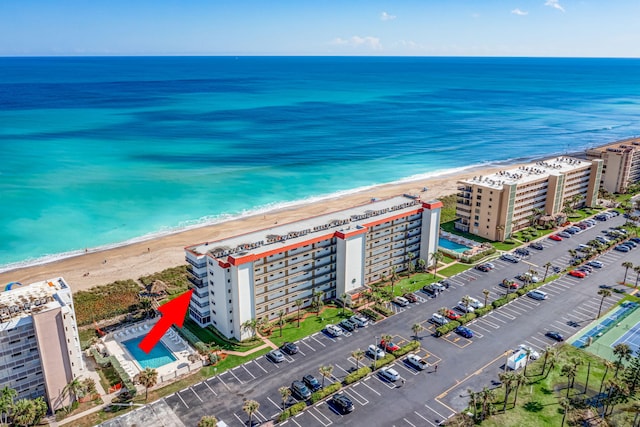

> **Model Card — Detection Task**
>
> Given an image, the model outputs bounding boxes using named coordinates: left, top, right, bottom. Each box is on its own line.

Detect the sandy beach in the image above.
left=0, top=163, right=526, bottom=293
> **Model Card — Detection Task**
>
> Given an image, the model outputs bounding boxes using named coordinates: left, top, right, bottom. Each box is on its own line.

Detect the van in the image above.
left=431, top=313, right=449, bottom=326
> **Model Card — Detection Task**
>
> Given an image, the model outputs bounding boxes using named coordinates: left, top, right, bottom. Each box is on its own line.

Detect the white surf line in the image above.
left=203, top=380, right=217, bottom=396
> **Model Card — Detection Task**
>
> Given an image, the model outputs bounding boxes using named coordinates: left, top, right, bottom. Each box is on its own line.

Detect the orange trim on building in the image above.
left=227, top=233, right=336, bottom=266
left=362, top=209, right=423, bottom=229
left=422, top=201, right=443, bottom=210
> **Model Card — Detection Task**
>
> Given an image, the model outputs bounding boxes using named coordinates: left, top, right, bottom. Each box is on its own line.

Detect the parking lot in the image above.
left=103, top=212, right=640, bottom=427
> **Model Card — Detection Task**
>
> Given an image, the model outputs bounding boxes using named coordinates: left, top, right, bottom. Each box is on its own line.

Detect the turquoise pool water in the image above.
left=438, top=237, right=472, bottom=253
left=123, top=336, right=177, bottom=370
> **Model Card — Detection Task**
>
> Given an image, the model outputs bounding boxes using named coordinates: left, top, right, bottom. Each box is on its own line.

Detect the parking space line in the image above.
left=255, top=409, right=268, bottom=422
left=176, top=392, right=189, bottom=409
left=529, top=335, right=549, bottom=346
left=486, top=314, right=507, bottom=324
left=233, top=413, right=245, bottom=425
left=395, top=360, right=421, bottom=376
left=203, top=380, right=217, bottom=396
left=524, top=340, right=544, bottom=352
left=267, top=396, right=282, bottom=412
left=217, top=375, right=232, bottom=392
left=189, top=386, right=203, bottom=402
left=372, top=372, right=397, bottom=389
left=551, top=322, right=573, bottom=334
left=501, top=305, right=525, bottom=316
left=470, top=322, right=492, bottom=333
left=335, top=363, right=350, bottom=376
left=253, top=359, right=268, bottom=374
left=311, top=334, right=328, bottom=347
left=242, top=365, right=256, bottom=379
left=478, top=318, right=500, bottom=328
left=425, top=403, right=451, bottom=420
left=343, top=387, right=369, bottom=405
left=300, top=338, right=316, bottom=352
left=404, top=418, right=417, bottom=426
left=360, top=377, right=382, bottom=395
left=414, top=411, right=437, bottom=426
left=308, top=407, right=332, bottom=427
left=227, top=368, right=244, bottom=384
left=493, top=311, right=516, bottom=320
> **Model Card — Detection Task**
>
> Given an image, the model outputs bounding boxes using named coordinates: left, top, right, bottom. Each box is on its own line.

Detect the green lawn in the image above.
left=268, top=306, right=353, bottom=347
left=438, top=263, right=472, bottom=277
left=440, top=220, right=492, bottom=244
left=393, top=274, right=440, bottom=297
left=203, top=346, right=272, bottom=374
left=183, top=318, right=263, bottom=351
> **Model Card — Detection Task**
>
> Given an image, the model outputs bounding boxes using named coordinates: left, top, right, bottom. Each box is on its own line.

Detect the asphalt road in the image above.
left=101, top=212, right=639, bottom=427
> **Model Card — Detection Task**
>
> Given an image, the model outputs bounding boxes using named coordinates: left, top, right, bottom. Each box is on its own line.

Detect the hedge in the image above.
left=278, top=401, right=307, bottom=422
left=436, top=321, right=461, bottom=336
left=372, top=304, right=394, bottom=317
left=371, top=353, right=396, bottom=370
left=310, top=382, right=342, bottom=403
left=176, top=325, right=206, bottom=349
left=359, top=308, right=383, bottom=322
left=457, top=313, right=476, bottom=324
left=90, top=349, right=136, bottom=392
left=344, top=366, right=373, bottom=385
left=473, top=306, right=491, bottom=317
left=391, top=340, right=420, bottom=358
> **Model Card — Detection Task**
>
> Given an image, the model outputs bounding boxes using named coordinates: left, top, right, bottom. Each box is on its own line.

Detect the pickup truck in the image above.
left=405, top=353, right=428, bottom=371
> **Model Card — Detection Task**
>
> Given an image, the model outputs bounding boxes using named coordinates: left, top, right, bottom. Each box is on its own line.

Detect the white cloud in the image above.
left=511, top=8, right=528, bottom=16
left=380, top=11, right=396, bottom=21
left=332, top=36, right=382, bottom=50
left=544, top=0, right=565, bottom=12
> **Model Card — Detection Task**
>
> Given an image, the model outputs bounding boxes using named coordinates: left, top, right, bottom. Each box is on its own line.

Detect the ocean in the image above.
left=1, top=56, right=639, bottom=271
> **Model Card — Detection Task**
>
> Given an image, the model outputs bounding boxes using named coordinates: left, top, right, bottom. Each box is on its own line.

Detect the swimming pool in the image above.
left=438, top=237, right=472, bottom=253
left=123, top=336, right=177, bottom=370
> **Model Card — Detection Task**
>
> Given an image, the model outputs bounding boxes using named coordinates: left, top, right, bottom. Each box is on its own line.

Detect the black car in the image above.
left=281, top=342, right=299, bottom=355
left=422, top=285, right=437, bottom=296
left=439, top=280, right=452, bottom=289
left=290, top=380, right=311, bottom=400
left=529, top=242, right=544, bottom=250
left=330, top=393, right=354, bottom=414
left=599, top=284, right=613, bottom=290
left=303, top=374, right=322, bottom=392
left=515, top=248, right=530, bottom=256
left=475, top=264, right=490, bottom=272
left=545, top=331, right=564, bottom=342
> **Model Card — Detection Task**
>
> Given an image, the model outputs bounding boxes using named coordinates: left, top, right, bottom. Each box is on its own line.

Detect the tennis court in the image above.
left=612, top=320, right=640, bottom=355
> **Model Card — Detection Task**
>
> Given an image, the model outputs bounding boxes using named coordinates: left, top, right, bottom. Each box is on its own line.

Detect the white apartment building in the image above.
left=185, top=196, right=442, bottom=340
left=0, top=278, right=84, bottom=412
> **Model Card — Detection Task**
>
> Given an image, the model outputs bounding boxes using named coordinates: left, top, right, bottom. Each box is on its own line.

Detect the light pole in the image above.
left=373, top=335, right=378, bottom=370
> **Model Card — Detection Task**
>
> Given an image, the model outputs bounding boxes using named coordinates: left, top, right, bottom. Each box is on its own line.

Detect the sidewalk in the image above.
left=53, top=390, right=119, bottom=426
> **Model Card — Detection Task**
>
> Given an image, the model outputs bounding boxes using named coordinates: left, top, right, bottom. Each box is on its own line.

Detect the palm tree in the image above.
left=278, top=386, right=291, bottom=411
left=461, top=295, right=472, bottom=312
left=198, top=415, right=219, bottom=427
left=11, top=399, right=37, bottom=427
left=417, top=258, right=426, bottom=272
left=613, top=343, right=632, bottom=378
left=137, top=367, right=158, bottom=401
left=543, top=262, right=553, bottom=282
left=277, top=310, right=286, bottom=337
left=482, top=289, right=490, bottom=308
left=139, top=296, right=154, bottom=317
left=0, top=386, right=17, bottom=425
left=498, top=371, right=515, bottom=412
left=380, top=334, right=392, bottom=348
left=599, top=360, right=613, bottom=396
left=569, top=357, right=582, bottom=389
left=319, top=365, right=333, bottom=389
left=340, top=293, right=348, bottom=315
left=559, top=397, right=571, bottom=427
left=561, top=364, right=577, bottom=397
left=541, top=346, right=553, bottom=375
left=430, top=251, right=445, bottom=278
left=294, top=299, right=303, bottom=327
left=634, top=266, right=640, bottom=289
left=545, top=348, right=559, bottom=379
left=512, top=371, right=527, bottom=407
left=242, top=400, right=260, bottom=427
left=523, top=348, right=532, bottom=377
left=411, top=323, right=423, bottom=340
left=390, top=266, right=398, bottom=296
left=622, top=261, right=634, bottom=284
left=63, top=377, right=82, bottom=413
left=597, top=288, right=612, bottom=318
left=352, top=349, right=365, bottom=369
left=466, top=388, right=478, bottom=421
left=407, top=251, right=416, bottom=273
left=241, top=319, right=257, bottom=336
left=479, top=387, right=496, bottom=420
left=438, top=307, right=450, bottom=318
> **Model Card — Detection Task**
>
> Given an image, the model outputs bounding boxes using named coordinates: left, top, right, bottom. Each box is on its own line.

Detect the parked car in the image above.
left=325, top=324, right=344, bottom=337
left=546, top=331, right=564, bottom=342
left=596, top=236, right=610, bottom=244
left=517, top=344, right=540, bottom=360
left=378, top=366, right=400, bottom=382
left=455, top=326, right=474, bottom=338
left=350, top=314, right=369, bottom=327
left=422, top=285, right=438, bottom=296
left=291, top=380, right=312, bottom=400
left=587, top=261, right=604, bottom=269
left=431, top=282, right=447, bottom=292
left=615, top=245, right=630, bottom=252
left=599, top=284, right=613, bottom=290
left=366, top=344, right=385, bottom=360
left=501, top=254, right=520, bottom=263
left=623, top=240, right=637, bottom=248
left=339, top=318, right=357, bottom=332
left=403, top=292, right=418, bottom=303
left=549, top=234, right=563, bottom=241
left=393, top=296, right=410, bottom=307
left=445, top=309, right=461, bottom=320
left=468, top=296, right=484, bottom=309
left=456, top=302, right=475, bottom=313
left=380, top=339, right=400, bottom=352
left=527, top=290, right=548, bottom=300
left=475, top=263, right=491, bottom=272
left=568, top=270, right=586, bottom=278
left=500, top=280, right=520, bottom=289
left=405, top=353, right=428, bottom=370
left=267, top=349, right=285, bottom=363
left=631, top=237, right=640, bottom=244
left=281, top=342, right=299, bottom=355
left=303, top=374, right=322, bottom=392
left=529, top=242, right=544, bottom=250
left=515, top=248, right=530, bottom=256
left=431, top=313, right=449, bottom=325
left=330, top=393, right=354, bottom=414
left=558, top=231, right=572, bottom=238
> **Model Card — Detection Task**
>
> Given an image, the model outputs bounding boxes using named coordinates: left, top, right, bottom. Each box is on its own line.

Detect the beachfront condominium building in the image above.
left=586, top=137, right=640, bottom=194
left=455, top=157, right=603, bottom=241
left=0, top=278, right=84, bottom=412
left=185, top=196, right=442, bottom=340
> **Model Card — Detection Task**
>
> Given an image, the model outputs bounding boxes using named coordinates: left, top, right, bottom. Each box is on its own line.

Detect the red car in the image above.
left=548, top=234, right=563, bottom=241
left=445, top=310, right=461, bottom=320
left=500, top=280, right=520, bottom=289
left=380, top=340, right=400, bottom=352
left=568, top=270, right=586, bottom=278
left=403, top=292, right=418, bottom=303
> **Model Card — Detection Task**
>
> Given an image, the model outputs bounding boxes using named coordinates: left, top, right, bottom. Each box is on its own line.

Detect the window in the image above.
left=476, top=202, right=481, bottom=207
left=474, top=222, right=479, bottom=227
left=477, top=188, right=482, bottom=193
left=229, top=299, right=232, bottom=304
left=474, top=215, right=479, bottom=220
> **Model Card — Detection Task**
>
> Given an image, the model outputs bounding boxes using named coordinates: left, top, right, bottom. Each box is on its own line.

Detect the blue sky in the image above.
left=1, top=0, right=639, bottom=57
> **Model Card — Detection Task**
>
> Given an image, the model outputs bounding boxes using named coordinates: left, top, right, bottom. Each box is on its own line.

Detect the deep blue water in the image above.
left=1, top=56, right=639, bottom=270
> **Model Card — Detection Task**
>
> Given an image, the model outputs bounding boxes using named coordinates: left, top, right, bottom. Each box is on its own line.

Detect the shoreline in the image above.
left=0, top=161, right=529, bottom=293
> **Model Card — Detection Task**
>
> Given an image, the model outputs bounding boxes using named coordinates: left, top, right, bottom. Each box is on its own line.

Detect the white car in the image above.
left=405, top=353, right=428, bottom=370
left=350, top=314, right=369, bottom=327
left=527, top=290, right=548, bottom=300
left=325, top=324, right=343, bottom=337
left=456, top=302, right=475, bottom=313
left=378, top=366, right=400, bottom=382
left=393, top=296, right=409, bottom=307
left=518, top=344, right=540, bottom=360
left=367, top=344, right=385, bottom=360
left=431, top=313, right=449, bottom=325
left=468, top=297, right=484, bottom=309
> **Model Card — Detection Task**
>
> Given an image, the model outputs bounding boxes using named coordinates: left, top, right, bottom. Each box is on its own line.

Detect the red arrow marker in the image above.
left=139, top=289, right=194, bottom=354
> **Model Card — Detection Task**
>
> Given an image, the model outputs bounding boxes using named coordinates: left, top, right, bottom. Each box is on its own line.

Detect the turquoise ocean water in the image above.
left=1, top=56, right=639, bottom=270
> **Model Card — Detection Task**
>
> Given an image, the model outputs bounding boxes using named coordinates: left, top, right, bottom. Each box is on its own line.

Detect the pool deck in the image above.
left=102, top=319, right=198, bottom=380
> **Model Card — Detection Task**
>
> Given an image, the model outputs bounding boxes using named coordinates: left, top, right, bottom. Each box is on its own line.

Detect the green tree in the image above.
left=277, top=310, right=286, bottom=337
left=482, top=289, right=490, bottom=309
left=198, top=415, right=219, bottom=427
left=613, top=343, right=633, bottom=378
left=407, top=251, right=416, bottom=273
left=294, top=299, right=303, bottom=328
left=352, top=349, right=365, bottom=369
left=0, top=386, right=17, bottom=425
left=545, top=347, right=559, bottom=379
left=512, top=371, right=527, bottom=407
left=340, top=293, right=348, bottom=315
left=479, top=387, right=496, bottom=421
left=597, top=288, right=612, bottom=318
left=242, top=400, right=260, bottom=427
left=559, top=397, right=571, bottom=427
left=498, top=371, right=515, bottom=412
left=417, top=258, right=426, bottom=272
left=599, top=360, right=613, bottom=396
left=634, top=266, right=640, bottom=289
left=137, top=367, right=158, bottom=401
left=411, top=323, right=423, bottom=340
left=461, top=295, right=472, bottom=312
left=319, top=365, right=333, bottom=389
left=139, top=296, right=154, bottom=317
left=63, top=377, right=82, bottom=413
left=543, top=262, right=553, bottom=282
left=241, top=319, right=257, bottom=336
left=11, top=398, right=42, bottom=427
left=622, top=261, right=634, bottom=284
left=622, top=349, right=640, bottom=393
left=390, top=267, right=398, bottom=297
left=522, top=348, right=532, bottom=377
left=430, top=251, right=445, bottom=278
left=561, top=363, right=577, bottom=397
left=466, top=388, right=478, bottom=421
left=278, top=386, right=291, bottom=411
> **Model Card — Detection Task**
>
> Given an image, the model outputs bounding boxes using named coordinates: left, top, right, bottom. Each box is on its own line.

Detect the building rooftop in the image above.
left=458, top=156, right=593, bottom=189
left=586, top=137, right=640, bottom=153
left=187, top=195, right=438, bottom=259
left=0, top=278, right=70, bottom=323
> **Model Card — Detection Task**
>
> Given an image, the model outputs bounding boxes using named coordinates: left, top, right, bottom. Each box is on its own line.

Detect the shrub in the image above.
left=372, top=304, right=394, bottom=317
left=371, top=353, right=396, bottom=370
left=505, top=293, right=518, bottom=302
left=278, top=401, right=307, bottom=422
left=195, top=342, right=209, bottom=355
left=457, top=313, right=476, bottom=324
left=344, top=366, right=372, bottom=385
left=392, top=340, right=420, bottom=358
left=436, top=321, right=460, bottom=336
left=74, top=280, right=142, bottom=326
left=310, top=382, right=342, bottom=403
left=492, top=297, right=508, bottom=308
left=359, top=308, right=383, bottom=322
left=516, top=288, right=527, bottom=296
left=474, top=306, right=491, bottom=317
